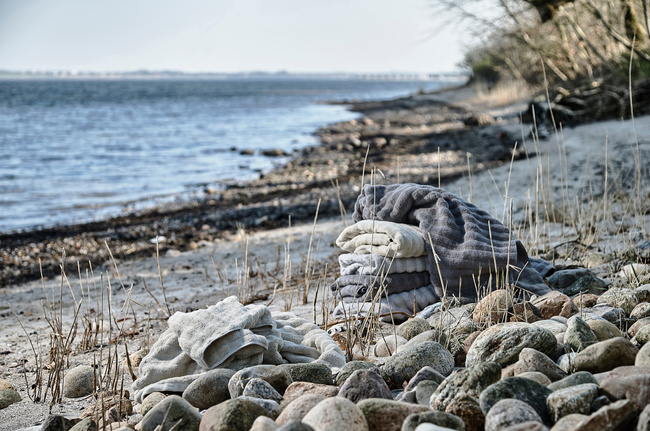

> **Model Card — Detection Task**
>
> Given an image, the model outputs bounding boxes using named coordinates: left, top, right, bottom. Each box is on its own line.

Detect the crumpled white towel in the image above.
left=132, top=296, right=345, bottom=402
left=339, top=253, right=429, bottom=276
left=336, top=220, right=426, bottom=258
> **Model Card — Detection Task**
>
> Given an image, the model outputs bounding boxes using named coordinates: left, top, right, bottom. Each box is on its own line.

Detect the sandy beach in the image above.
left=1, top=84, right=649, bottom=430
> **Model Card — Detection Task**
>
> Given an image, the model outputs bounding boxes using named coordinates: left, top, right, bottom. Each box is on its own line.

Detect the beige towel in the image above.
left=336, top=220, right=426, bottom=258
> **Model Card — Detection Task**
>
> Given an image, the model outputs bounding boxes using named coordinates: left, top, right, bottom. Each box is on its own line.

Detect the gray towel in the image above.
left=339, top=253, right=429, bottom=276
left=353, top=184, right=552, bottom=302
left=330, top=272, right=432, bottom=298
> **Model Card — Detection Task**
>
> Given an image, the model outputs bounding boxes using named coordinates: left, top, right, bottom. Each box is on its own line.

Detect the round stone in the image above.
left=229, top=365, right=292, bottom=398
left=444, top=394, right=484, bottom=431
left=0, top=389, right=21, bottom=409
left=587, top=319, right=621, bottom=341
left=516, top=371, right=551, bottom=386
left=484, top=398, right=543, bottom=431
left=183, top=368, right=235, bottom=409
left=631, top=302, right=650, bottom=319
left=597, top=288, right=639, bottom=315
left=63, top=365, right=95, bottom=398
left=373, top=335, right=408, bottom=357
left=380, top=341, right=454, bottom=389
left=473, top=289, right=513, bottom=325
left=338, top=369, right=392, bottom=403
left=547, top=371, right=598, bottom=392
left=637, top=342, right=650, bottom=367
left=200, top=398, right=271, bottom=431
left=564, top=316, right=598, bottom=353
left=573, top=337, right=639, bottom=373
left=402, top=411, right=465, bottom=431
left=335, top=361, right=378, bottom=386
left=141, top=392, right=167, bottom=417
left=357, top=399, right=429, bottom=431
left=430, top=361, right=501, bottom=411
left=302, top=397, right=369, bottom=431
left=242, top=378, right=284, bottom=403
left=546, top=383, right=599, bottom=422
left=278, top=363, right=333, bottom=386
left=479, top=377, right=552, bottom=424
left=397, top=318, right=431, bottom=340
left=276, top=394, right=326, bottom=425
left=141, top=395, right=201, bottom=431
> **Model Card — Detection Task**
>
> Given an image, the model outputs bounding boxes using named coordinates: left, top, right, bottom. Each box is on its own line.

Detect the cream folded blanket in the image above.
left=132, top=296, right=345, bottom=402
left=339, top=253, right=429, bottom=276
left=336, top=220, right=426, bottom=258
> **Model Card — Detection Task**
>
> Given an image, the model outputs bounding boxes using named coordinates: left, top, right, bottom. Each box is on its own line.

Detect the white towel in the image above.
left=339, top=253, right=429, bottom=276
left=335, top=220, right=426, bottom=258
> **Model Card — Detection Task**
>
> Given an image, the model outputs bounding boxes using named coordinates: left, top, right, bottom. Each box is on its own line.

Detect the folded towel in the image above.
left=333, top=284, right=440, bottom=323
left=132, top=296, right=345, bottom=402
left=339, top=253, right=429, bottom=276
left=330, top=272, right=432, bottom=298
left=353, top=184, right=552, bottom=302
left=336, top=220, right=426, bottom=258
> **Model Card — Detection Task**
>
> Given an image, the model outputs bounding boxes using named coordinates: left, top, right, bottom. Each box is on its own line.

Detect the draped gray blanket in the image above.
left=330, top=272, right=432, bottom=298
left=353, top=184, right=552, bottom=302
left=339, top=253, right=429, bottom=276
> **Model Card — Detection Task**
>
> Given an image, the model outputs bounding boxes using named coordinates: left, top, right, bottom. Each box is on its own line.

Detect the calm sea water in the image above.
left=0, top=78, right=449, bottom=232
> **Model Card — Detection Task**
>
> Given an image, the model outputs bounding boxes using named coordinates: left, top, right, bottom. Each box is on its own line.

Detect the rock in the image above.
left=338, top=369, right=392, bottom=403
left=240, top=149, right=255, bottom=155
left=229, top=365, right=293, bottom=398
left=401, top=330, right=449, bottom=352
left=277, top=422, right=314, bottom=431
left=637, top=285, right=650, bottom=302
left=396, top=389, right=418, bottom=404
left=516, top=372, right=551, bottom=386
left=249, top=416, right=280, bottom=431
left=183, top=368, right=235, bottom=409
left=600, top=366, right=650, bottom=411
left=141, top=395, right=200, bottom=431
left=402, top=411, right=465, bottom=431
left=590, top=394, right=611, bottom=411
left=141, top=392, right=167, bottom=416
left=357, top=399, right=429, bottom=431
left=243, top=378, right=284, bottom=403
left=573, top=337, right=639, bottom=373
left=571, top=399, right=637, bottom=430
left=638, top=404, right=650, bottom=431
left=397, top=319, right=432, bottom=340
left=547, top=269, right=591, bottom=290
left=79, top=393, right=132, bottom=423
left=465, top=323, right=557, bottom=367
left=573, top=293, right=600, bottom=308
left=260, top=149, right=288, bottom=157
left=547, top=371, right=598, bottom=392
left=463, top=113, right=495, bottom=126
left=630, top=318, right=650, bottom=338
left=637, top=342, right=650, bottom=367
left=0, top=379, right=14, bottom=391
left=556, top=352, right=577, bottom=374
left=63, top=365, right=95, bottom=398
left=632, top=303, right=650, bottom=319
left=200, top=398, right=271, bottom=431
left=564, top=316, right=598, bottom=352
left=278, top=363, right=333, bottom=386
left=513, top=347, right=567, bottom=382
left=335, top=361, right=378, bottom=386
left=587, top=319, right=621, bottom=341
left=532, top=291, right=575, bottom=319
left=597, top=288, right=639, bottom=315
left=445, top=394, right=484, bottom=431
left=416, top=381, right=440, bottom=406
left=68, top=418, right=97, bottom=431
left=302, top=397, right=368, bottom=431
left=479, top=377, right=552, bottom=424
left=473, top=289, right=513, bottom=324
left=635, top=325, right=650, bottom=346
left=239, top=396, right=282, bottom=419
left=580, top=305, right=626, bottom=325
left=546, top=383, right=599, bottom=421
left=550, top=413, right=588, bottom=430
left=0, top=389, right=21, bottom=409
left=381, top=341, right=454, bottom=389
left=530, top=320, right=567, bottom=335
left=430, top=361, right=502, bottom=411
left=282, top=382, right=338, bottom=405
left=499, top=422, right=547, bottom=430
left=618, top=263, right=650, bottom=283
left=509, top=302, right=541, bottom=323
left=277, top=394, right=326, bottom=425
left=41, top=415, right=81, bottom=431
left=561, top=275, right=608, bottom=296
left=374, top=335, right=408, bottom=357
left=484, top=398, right=543, bottom=431
left=127, top=348, right=149, bottom=369
left=427, top=307, right=476, bottom=336
left=405, top=366, right=446, bottom=392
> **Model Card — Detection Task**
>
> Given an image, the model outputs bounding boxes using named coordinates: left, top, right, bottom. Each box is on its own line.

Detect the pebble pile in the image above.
left=4, top=265, right=650, bottom=431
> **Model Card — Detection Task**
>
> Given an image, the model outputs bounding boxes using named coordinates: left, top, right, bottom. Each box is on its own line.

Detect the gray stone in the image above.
left=580, top=305, right=626, bottom=325
left=200, top=398, right=271, bottom=431
left=484, top=398, right=543, bottom=431
left=473, top=289, right=513, bottom=324
left=374, top=335, right=409, bottom=357
left=430, top=361, right=502, bottom=411
left=277, top=394, right=326, bottom=425
left=561, top=274, right=609, bottom=296
left=0, top=389, right=21, bottom=409
left=302, top=397, right=369, bottom=431
left=564, top=316, right=598, bottom=353
left=415, top=381, right=440, bottom=406
left=41, top=415, right=81, bottom=431
left=397, top=319, right=432, bottom=340
left=636, top=325, right=650, bottom=345
left=249, top=416, right=280, bottom=431
left=530, top=320, right=567, bottom=335
left=572, top=399, right=637, bottom=430
left=547, top=268, right=591, bottom=290
left=402, top=411, right=465, bottom=431
left=556, top=352, right=577, bottom=374
left=412, top=424, right=457, bottom=431
left=68, top=418, right=97, bottom=431
left=479, top=377, right=552, bottom=424
left=140, top=395, right=201, bottom=431
left=335, top=361, right=378, bottom=386
left=229, top=365, right=293, bottom=398
left=574, top=337, right=639, bottom=373
left=631, top=318, right=650, bottom=338
left=444, top=394, right=484, bottom=431
left=381, top=341, right=454, bottom=389
left=587, top=319, right=621, bottom=341
left=637, top=342, right=650, bottom=366
left=599, top=366, right=650, bottom=411
left=500, top=422, right=547, bottom=431
left=513, top=347, right=567, bottom=382
left=279, top=363, right=333, bottom=386
left=63, top=365, right=95, bottom=398
left=183, top=368, right=235, bottom=409
left=590, top=395, right=611, bottom=411
left=427, top=307, right=476, bottom=336
left=338, top=369, right=392, bottom=403
left=357, top=399, right=429, bottom=431
left=405, top=366, right=446, bottom=392
left=465, top=323, right=557, bottom=367
left=277, top=422, right=315, bottom=431
left=243, top=378, right=284, bottom=403
left=546, top=383, right=599, bottom=421
left=550, top=413, right=587, bottom=430
left=401, top=330, right=449, bottom=352
left=141, top=392, right=167, bottom=416
left=396, top=389, right=418, bottom=404
left=282, top=382, right=339, bottom=405
left=631, top=302, right=650, bottom=319
left=516, top=372, right=551, bottom=387
left=638, top=404, right=650, bottom=431
left=597, top=288, right=639, bottom=315
left=547, top=371, right=598, bottom=392
left=239, top=396, right=282, bottom=419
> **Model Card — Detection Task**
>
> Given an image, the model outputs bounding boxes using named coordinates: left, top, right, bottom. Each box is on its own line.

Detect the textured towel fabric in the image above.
left=330, top=272, right=432, bottom=298
left=335, top=220, right=427, bottom=258
left=353, top=184, right=552, bottom=302
left=132, top=296, right=345, bottom=402
left=339, top=253, right=429, bottom=276
left=333, top=284, right=440, bottom=323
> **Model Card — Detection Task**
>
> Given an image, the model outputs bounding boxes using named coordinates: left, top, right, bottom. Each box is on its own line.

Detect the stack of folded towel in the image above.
left=331, top=220, right=440, bottom=322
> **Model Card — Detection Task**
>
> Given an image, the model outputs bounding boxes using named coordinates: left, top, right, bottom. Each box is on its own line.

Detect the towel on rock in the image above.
left=339, top=253, right=428, bottom=276
left=333, top=284, right=440, bottom=322
left=132, top=296, right=345, bottom=402
left=353, top=183, right=552, bottom=302
left=330, top=272, right=432, bottom=298
left=335, top=220, right=426, bottom=258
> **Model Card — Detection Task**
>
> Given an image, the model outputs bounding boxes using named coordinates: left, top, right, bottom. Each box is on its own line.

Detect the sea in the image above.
left=0, top=77, right=454, bottom=233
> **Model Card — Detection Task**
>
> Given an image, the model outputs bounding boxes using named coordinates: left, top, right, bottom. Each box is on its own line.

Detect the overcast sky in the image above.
left=0, top=0, right=467, bottom=74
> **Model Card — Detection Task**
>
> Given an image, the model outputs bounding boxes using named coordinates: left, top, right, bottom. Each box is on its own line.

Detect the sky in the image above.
left=0, top=0, right=467, bottom=74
